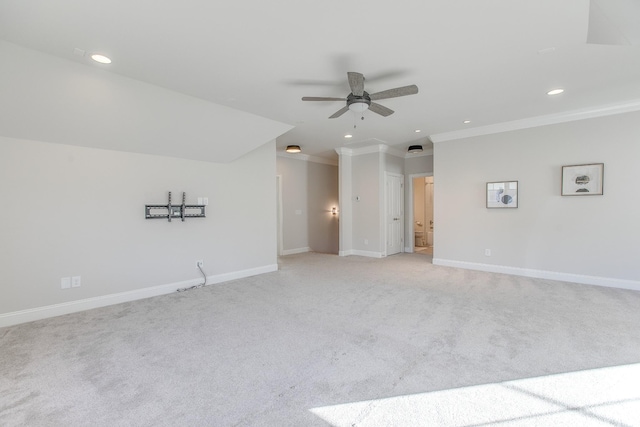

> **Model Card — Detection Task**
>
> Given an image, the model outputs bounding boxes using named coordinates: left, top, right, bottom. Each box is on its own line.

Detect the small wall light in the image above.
left=331, top=207, right=338, bottom=215
left=408, top=144, right=423, bottom=154
left=286, top=145, right=301, bottom=153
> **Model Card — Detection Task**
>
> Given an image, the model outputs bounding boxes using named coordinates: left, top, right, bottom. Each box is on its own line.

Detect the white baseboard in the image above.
left=0, top=264, right=278, bottom=328
left=352, top=250, right=384, bottom=258
left=432, top=258, right=640, bottom=291
left=339, top=249, right=384, bottom=258
left=281, top=247, right=310, bottom=256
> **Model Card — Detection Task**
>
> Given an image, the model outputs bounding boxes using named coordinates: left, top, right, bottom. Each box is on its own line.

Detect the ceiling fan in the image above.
left=302, top=72, right=418, bottom=119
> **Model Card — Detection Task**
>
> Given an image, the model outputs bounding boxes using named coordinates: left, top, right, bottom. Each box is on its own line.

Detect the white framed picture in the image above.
left=487, top=181, right=518, bottom=208
left=561, top=163, right=604, bottom=196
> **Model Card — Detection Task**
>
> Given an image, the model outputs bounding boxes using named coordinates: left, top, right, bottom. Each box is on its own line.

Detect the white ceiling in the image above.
left=1, top=0, right=639, bottom=161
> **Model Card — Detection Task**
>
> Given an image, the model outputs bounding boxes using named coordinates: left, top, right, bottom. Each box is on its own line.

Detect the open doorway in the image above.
left=410, top=175, right=434, bottom=256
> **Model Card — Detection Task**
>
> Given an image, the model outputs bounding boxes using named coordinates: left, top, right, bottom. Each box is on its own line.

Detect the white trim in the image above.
left=432, top=258, right=640, bottom=291
left=0, top=264, right=278, bottom=328
left=336, top=143, right=433, bottom=159
left=277, top=151, right=338, bottom=166
left=404, top=148, right=433, bottom=158
left=430, top=99, right=640, bottom=143
left=352, top=250, right=385, bottom=258
left=281, top=247, right=310, bottom=256
left=276, top=175, right=283, bottom=257
left=379, top=145, right=405, bottom=159
left=278, top=151, right=311, bottom=161
left=404, top=246, right=414, bottom=253
left=338, top=249, right=384, bottom=258
left=336, top=144, right=394, bottom=157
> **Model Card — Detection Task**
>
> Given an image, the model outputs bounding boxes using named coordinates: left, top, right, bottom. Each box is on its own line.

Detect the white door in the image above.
left=385, top=173, right=404, bottom=255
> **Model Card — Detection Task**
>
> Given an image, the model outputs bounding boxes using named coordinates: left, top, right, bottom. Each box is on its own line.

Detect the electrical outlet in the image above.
left=364, top=239, right=369, bottom=245
left=71, top=276, right=81, bottom=287
left=196, top=260, right=204, bottom=269
left=485, top=249, right=491, bottom=256
left=61, top=277, right=71, bottom=289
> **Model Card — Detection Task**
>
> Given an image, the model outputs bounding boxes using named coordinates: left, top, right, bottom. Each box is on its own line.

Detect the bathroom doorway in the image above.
left=412, top=175, right=434, bottom=256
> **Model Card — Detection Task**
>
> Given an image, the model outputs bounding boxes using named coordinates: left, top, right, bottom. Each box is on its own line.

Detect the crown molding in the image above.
left=335, top=143, right=396, bottom=157
left=404, top=148, right=433, bottom=158
left=335, top=143, right=433, bottom=158
left=277, top=151, right=338, bottom=166
left=379, top=144, right=406, bottom=158
left=430, top=99, right=640, bottom=143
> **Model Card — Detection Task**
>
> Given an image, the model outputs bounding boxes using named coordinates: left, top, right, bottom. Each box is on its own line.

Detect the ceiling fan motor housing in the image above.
left=347, top=91, right=371, bottom=112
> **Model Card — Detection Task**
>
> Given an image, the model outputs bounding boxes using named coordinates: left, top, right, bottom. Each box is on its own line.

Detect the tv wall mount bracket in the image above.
left=145, top=191, right=206, bottom=222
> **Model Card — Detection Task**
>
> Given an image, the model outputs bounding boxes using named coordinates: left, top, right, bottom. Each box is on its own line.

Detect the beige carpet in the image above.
left=2, top=252, right=640, bottom=426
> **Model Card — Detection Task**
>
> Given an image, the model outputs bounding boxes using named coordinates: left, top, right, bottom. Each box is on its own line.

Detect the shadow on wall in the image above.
left=307, top=161, right=339, bottom=254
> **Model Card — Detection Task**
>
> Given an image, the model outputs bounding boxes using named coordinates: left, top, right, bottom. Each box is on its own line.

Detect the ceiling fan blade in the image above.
left=329, top=106, right=350, bottom=119
left=347, top=72, right=365, bottom=96
left=302, top=96, right=346, bottom=101
left=369, top=102, right=394, bottom=117
left=369, top=84, right=419, bottom=101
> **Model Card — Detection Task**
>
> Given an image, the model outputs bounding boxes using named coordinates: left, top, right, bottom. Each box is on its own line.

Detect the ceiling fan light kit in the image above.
left=302, top=72, right=418, bottom=119
left=408, top=145, right=423, bottom=154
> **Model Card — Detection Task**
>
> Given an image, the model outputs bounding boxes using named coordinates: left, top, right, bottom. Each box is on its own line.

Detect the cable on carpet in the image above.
left=177, top=264, right=207, bottom=292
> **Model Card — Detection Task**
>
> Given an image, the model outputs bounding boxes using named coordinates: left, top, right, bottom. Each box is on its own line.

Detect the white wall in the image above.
left=0, top=137, right=277, bottom=325
left=433, top=111, right=640, bottom=289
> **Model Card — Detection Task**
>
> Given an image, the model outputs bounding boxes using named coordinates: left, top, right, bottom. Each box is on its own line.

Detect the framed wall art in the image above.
left=487, top=181, right=518, bottom=208
left=561, top=163, right=604, bottom=196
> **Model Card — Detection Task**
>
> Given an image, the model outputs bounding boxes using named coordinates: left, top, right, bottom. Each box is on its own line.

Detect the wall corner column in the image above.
left=336, top=148, right=353, bottom=256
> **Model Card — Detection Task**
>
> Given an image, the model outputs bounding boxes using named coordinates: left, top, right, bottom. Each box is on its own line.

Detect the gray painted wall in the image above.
left=276, top=156, right=339, bottom=254
left=433, top=111, right=640, bottom=284
left=405, top=154, right=434, bottom=176
left=352, top=153, right=382, bottom=253
left=276, top=157, right=309, bottom=252
left=308, top=162, right=339, bottom=254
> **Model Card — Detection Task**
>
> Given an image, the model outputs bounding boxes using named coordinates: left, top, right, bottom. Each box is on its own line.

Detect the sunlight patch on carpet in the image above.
left=310, top=363, right=640, bottom=426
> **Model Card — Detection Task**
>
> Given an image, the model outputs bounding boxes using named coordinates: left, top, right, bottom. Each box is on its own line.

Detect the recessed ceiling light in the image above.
left=547, top=88, right=564, bottom=96
left=463, top=120, right=471, bottom=124
left=344, top=134, right=353, bottom=138
left=90, top=54, right=112, bottom=64
left=415, top=129, right=421, bottom=133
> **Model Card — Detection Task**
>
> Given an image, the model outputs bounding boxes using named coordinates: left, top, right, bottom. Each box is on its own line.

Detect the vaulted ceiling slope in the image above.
left=0, top=42, right=292, bottom=163
left=1, top=0, right=639, bottom=160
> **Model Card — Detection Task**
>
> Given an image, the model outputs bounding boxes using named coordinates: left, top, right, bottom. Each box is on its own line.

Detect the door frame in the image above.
left=406, top=172, right=433, bottom=253
left=276, top=175, right=283, bottom=256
